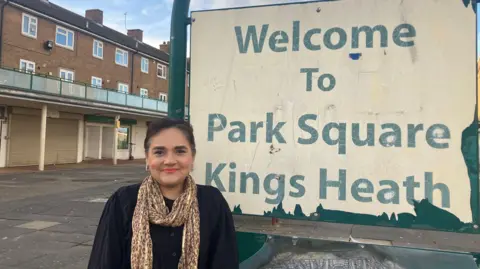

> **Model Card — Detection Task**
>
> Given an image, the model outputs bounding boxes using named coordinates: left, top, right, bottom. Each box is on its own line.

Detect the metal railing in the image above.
left=0, top=67, right=179, bottom=114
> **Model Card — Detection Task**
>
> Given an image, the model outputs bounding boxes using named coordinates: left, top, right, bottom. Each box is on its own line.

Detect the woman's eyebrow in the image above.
left=175, top=145, right=188, bottom=149
left=152, top=145, right=188, bottom=150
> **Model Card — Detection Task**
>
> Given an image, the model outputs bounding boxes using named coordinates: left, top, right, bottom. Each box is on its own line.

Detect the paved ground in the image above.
left=0, top=164, right=147, bottom=269
left=1, top=164, right=480, bottom=268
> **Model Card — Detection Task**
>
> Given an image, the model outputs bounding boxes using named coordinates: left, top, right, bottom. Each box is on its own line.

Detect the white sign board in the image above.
left=190, top=0, right=478, bottom=230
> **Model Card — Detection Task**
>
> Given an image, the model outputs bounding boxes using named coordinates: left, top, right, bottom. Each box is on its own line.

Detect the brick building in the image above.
left=0, top=0, right=190, bottom=169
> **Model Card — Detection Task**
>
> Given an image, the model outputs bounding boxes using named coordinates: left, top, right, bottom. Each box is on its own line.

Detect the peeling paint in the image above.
left=233, top=108, right=480, bottom=234
left=462, top=0, right=477, bottom=13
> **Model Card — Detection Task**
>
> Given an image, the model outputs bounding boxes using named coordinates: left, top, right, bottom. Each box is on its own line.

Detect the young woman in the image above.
left=87, top=117, right=239, bottom=269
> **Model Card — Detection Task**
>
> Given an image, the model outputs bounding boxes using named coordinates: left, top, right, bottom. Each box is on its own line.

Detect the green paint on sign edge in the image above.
left=231, top=106, right=480, bottom=234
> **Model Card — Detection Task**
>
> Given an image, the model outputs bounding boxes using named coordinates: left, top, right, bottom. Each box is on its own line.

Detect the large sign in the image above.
left=190, top=0, right=479, bottom=232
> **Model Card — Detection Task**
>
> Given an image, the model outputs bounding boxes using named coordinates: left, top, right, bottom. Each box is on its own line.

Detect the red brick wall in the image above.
left=0, top=5, right=181, bottom=100
left=131, top=55, right=168, bottom=98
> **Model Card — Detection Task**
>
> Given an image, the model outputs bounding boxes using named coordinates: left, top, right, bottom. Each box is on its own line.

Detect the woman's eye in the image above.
left=176, top=149, right=186, bottom=154
left=154, top=150, right=164, bottom=155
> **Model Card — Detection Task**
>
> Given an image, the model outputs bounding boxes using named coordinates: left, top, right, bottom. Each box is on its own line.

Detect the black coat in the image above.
left=87, top=183, right=239, bottom=269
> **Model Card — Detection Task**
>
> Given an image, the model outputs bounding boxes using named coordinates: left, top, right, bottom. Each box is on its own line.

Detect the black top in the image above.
left=87, top=184, right=239, bottom=269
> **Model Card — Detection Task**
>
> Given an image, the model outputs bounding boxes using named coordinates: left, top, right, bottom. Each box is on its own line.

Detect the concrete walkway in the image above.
left=0, top=158, right=145, bottom=174
left=0, top=164, right=147, bottom=268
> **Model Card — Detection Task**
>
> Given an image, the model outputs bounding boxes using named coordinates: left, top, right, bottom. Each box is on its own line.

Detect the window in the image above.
left=140, top=88, right=148, bottom=98
left=93, top=40, right=103, bottom=59
left=115, top=48, right=128, bottom=67
left=60, top=69, right=75, bottom=94
left=56, top=26, right=74, bottom=49
left=22, top=13, right=37, bottom=38
left=91, top=76, right=102, bottom=88
left=19, top=59, right=35, bottom=73
left=157, top=64, right=166, bottom=79
left=117, top=127, right=129, bottom=150
left=59, top=68, right=74, bottom=81
left=118, top=83, right=129, bottom=93
left=159, top=93, right=167, bottom=102
left=141, top=57, right=149, bottom=73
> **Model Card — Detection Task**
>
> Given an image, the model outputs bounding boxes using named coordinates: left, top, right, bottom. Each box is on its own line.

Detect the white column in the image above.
left=76, top=119, right=84, bottom=163
left=98, top=126, right=103, bottom=159
left=0, top=118, right=8, bottom=168
left=83, top=125, right=89, bottom=159
left=113, top=116, right=119, bottom=165
left=39, top=104, right=47, bottom=171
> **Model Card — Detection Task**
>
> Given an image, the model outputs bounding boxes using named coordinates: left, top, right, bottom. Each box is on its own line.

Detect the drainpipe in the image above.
left=128, top=48, right=137, bottom=161
left=130, top=49, right=136, bottom=93
left=0, top=0, right=10, bottom=66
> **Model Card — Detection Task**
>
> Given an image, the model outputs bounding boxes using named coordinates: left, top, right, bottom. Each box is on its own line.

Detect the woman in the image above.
left=88, top=117, right=239, bottom=269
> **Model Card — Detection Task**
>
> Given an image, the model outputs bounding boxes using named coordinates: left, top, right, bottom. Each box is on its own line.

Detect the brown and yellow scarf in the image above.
left=131, top=175, right=200, bottom=269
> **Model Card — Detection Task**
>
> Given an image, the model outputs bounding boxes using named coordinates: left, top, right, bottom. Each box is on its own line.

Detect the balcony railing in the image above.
left=0, top=67, right=175, bottom=113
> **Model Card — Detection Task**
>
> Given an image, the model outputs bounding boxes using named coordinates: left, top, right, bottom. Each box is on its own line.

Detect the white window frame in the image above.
left=59, top=68, right=75, bottom=94
left=115, top=48, right=128, bottom=67
left=21, top=13, right=37, bottom=39
left=55, top=25, right=75, bottom=50
left=118, top=82, right=129, bottom=94
left=140, top=88, right=148, bottom=98
left=91, top=76, right=102, bottom=88
left=141, top=57, right=149, bottom=73
left=19, top=59, right=35, bottom=73
left=59, top=68, right=75, bottom=81
left=93, top=40, right=103, bottom=59
left=159, top=93, right=167, bottom=102
left=157, top=63, right=166, bottom=79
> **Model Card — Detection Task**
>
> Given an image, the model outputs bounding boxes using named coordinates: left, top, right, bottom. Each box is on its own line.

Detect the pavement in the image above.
left=1, top=164, right=479, bottom=269
left=0, top=163, right=148, bottom=269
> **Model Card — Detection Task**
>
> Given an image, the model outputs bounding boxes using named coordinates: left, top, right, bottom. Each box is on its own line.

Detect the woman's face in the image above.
left=146, top=127, right=194, bottom=188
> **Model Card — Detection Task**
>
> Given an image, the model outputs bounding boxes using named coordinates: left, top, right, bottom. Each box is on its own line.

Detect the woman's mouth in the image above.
left=163, top=168, right=178, bottom=174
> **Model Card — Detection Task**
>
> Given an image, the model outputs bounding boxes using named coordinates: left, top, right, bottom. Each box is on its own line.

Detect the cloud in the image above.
left=141, top=2, right=170, bottom=16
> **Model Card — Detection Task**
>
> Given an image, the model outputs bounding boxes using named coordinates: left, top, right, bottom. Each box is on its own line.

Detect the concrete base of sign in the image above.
left=234, top=215, right=480, bottom=256
left=239, top=234, right=478, bottom=269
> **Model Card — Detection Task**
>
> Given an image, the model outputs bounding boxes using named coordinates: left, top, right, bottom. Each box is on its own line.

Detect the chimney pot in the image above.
left=127, top=29, right=143, bottom=42
left=85, top=9, right=103, bottom=24
left=159, top=41, right=170, bottom=53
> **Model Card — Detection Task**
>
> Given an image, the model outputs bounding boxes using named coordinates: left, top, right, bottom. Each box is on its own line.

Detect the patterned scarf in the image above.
left=131, top=175, right=200, bottom=269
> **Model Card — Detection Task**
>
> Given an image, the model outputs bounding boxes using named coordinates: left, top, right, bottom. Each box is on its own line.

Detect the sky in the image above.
left=50, top=0, right=479, bottom=56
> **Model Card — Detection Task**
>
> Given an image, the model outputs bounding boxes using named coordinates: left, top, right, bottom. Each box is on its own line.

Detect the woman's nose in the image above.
left=164, top=152, right=176, bottom=164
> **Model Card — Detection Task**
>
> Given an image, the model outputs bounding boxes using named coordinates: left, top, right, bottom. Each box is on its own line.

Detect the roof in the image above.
left=9, top=0, right=171, bottom=64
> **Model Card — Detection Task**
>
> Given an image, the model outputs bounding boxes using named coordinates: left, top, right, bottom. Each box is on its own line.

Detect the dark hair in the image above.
left=144, top=117, right=196, bottom=155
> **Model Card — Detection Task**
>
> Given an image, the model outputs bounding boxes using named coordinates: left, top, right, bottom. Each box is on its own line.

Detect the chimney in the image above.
left=159, top=41, right=170, bottom=53
left=127, top=29, right=143, bottom=42
left=85, top=9, right=103, bottom=24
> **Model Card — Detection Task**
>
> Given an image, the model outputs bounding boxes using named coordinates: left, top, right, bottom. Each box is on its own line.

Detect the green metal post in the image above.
left=167, top=0, right=190, bottom=119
